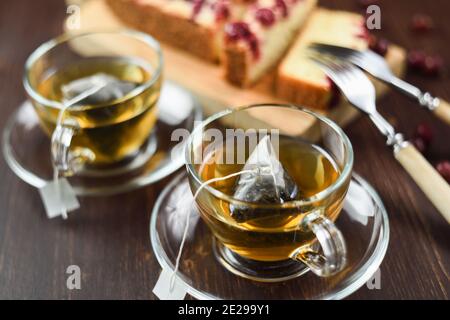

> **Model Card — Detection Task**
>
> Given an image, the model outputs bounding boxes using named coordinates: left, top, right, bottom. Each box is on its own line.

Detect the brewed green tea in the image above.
left=33, top=56, right=160, bottom=165
left=196, top=135, right=345, bottom=261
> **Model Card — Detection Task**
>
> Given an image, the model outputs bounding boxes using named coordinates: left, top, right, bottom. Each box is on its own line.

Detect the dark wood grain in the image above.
left=0, top=0, right=449, bottom=300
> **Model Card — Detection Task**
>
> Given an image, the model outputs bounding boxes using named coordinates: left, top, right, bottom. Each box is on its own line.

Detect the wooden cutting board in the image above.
left=66, top=0, right=406, bottom=135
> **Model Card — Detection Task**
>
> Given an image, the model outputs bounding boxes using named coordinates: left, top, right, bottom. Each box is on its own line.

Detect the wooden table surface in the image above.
left=0, top=0, right=449, bottom=300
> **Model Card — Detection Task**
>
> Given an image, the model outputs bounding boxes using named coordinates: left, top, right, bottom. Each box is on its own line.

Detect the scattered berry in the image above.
left=407, top=51, right=444, bottom=76
left=412, top=122, right=433, bottom=153
left=422, top=55, right=443, bottom=76
left=412, top=137, right=427, bottom=154
left=255, top=8, right=275, bottom=27
left=407, top=50, right=427, bottom=70
left=369, top=36, right=389, bottom=57
left=436, top=161, right=450, bottom=183
left=415, top=123, right=434, bottom=145
left=411, top=14, right=434, bottom=32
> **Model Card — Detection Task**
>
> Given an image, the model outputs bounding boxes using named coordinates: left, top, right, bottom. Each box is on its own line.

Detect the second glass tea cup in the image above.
left=23, top=30, right=163, bottom=177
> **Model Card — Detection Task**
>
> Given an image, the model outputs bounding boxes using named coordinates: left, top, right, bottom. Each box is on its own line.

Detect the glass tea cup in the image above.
left=23, top=30, right=163, bottom=177
left=185, top=104, right=353, bottom=281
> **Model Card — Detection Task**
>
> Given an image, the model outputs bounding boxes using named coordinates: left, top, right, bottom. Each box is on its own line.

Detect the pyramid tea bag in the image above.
left=62, top=73, right=137, bottom=105
left=230, top=136, right=299, bottom=223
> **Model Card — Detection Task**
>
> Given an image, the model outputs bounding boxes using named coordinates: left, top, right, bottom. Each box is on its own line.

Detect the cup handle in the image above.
left=292, top=213, right=347, bottom=277
left=51, top=121, right=94, bottom=176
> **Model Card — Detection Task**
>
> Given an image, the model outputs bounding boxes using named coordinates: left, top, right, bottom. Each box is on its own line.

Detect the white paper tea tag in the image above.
left=40, top=80, right=106, bottom=220
left=343, top=180, right=374, bottom=226
left=153, top=268, right=187, bottom=300
left=38, top=178, right=80, bottom=219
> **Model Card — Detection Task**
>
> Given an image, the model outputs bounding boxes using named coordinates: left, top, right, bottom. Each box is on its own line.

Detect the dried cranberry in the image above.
left=275, top=0, right=288, bottom=18
left=369, top=36, right=389, bottom=57
left=411, top=14, right=434, bottom=32
left=436, top=161, right=450, bottom=183
left=412, top=137, right=427, bottom=154
left=214, top=1, right=230, bottom=22
left=225, top=22, right=260, bottom=60
left=414, top=123, right=433, bottom=145
left=191, top=0, right=205, bottom=20
left=225, top=22, right=251, bottom=42
left=422, top=55, right=443, bottom=76
left=255, top=8, right=275, bottom=27
left=407, top=50, right=427, bottom=70
left=408, top=51, right=444, bottom=76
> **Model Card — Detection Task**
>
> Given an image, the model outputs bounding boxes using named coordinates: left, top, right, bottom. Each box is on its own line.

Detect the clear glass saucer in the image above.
left=150, top=172, right=390, bottom=300
left=2, top=81, right=202, bottom=196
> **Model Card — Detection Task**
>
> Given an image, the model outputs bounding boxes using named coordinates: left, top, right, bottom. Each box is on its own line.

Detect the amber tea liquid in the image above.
left=33, top=56, right=160, bottom=165
left=195, top=136, right=347, bottom=262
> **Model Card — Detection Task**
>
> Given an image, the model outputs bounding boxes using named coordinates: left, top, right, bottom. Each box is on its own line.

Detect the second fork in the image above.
left=310, top=53, right=450, bottom=223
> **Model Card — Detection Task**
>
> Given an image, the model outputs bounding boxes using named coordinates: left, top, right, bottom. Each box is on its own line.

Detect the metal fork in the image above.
left=309, top=43, right=450, bottom=125
left=310, top=54, right=450, bottom=223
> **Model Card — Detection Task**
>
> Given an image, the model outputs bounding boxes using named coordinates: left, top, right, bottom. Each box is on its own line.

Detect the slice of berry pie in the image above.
left=223, top=0, right=317, bottom=86
left=107, top=0, right=247, bottom=62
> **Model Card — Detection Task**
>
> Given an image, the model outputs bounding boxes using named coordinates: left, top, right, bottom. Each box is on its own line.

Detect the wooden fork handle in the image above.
left=434, top=99, right=450, bottom=125
left=394, top=143, right=450, bottom=223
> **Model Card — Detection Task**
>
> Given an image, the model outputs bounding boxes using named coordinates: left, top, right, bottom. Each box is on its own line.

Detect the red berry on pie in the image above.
left=255, top=8, right=275, bottom=27
left=191, top=0, right=205, bottom=20
left=225, top=22, right=251, bottom=42
left=275, top=0, right=288, bottom=18
left=214, top=2, right=230, bottom=22
left=225, top=22, right=260, bottom=59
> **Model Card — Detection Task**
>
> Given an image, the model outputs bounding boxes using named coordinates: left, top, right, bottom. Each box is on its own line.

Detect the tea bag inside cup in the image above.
left=230, top=136, right=299, bottom=223
left=62, top=73, right=137, bottom=105
left=46, top=74, right=127, bottom=220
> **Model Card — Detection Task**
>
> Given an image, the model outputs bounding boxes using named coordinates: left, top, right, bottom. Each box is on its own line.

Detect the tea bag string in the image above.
left=264, top=136, right=281, bottom=199
left=56, top=78, right=109, bottom=129
left=52, top=80, right=108, bottom=219
left=170, top=168, right=258, bottom=291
